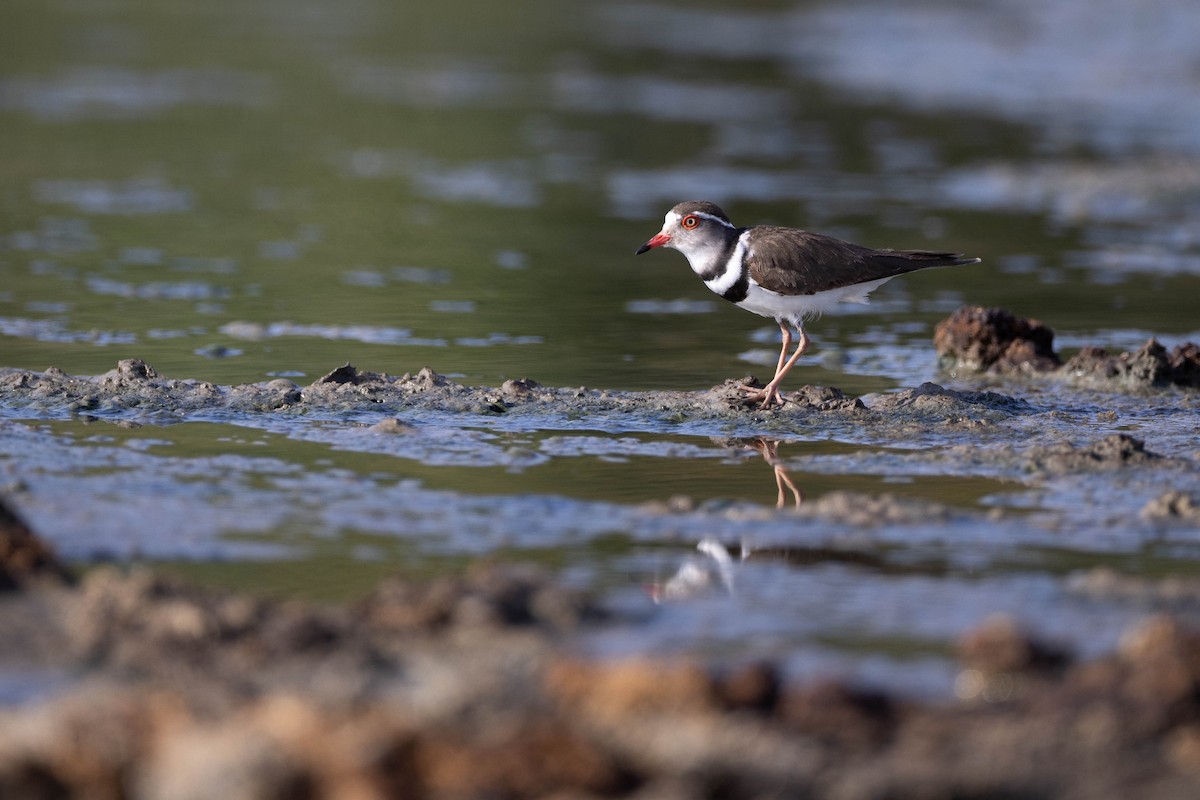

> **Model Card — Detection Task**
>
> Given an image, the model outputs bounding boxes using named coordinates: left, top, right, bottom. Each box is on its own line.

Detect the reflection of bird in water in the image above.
left=713, top=437, right=803, bottom=510
left=647, top=440, right=804, bottom=602
left=648, top=537, right=737, bottom=603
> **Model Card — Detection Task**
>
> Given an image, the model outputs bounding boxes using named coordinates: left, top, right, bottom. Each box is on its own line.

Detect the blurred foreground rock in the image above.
left=2, top=515, right=1200, bottom=798
left=0, top=496, right=71, bottom=591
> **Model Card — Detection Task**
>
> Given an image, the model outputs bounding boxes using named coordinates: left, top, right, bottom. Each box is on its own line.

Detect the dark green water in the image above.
left=6, top=0, right=1195, bottom=393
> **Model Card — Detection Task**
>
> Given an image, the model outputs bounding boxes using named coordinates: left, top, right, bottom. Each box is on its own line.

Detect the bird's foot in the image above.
left=735, top=383, right=785, bottom=408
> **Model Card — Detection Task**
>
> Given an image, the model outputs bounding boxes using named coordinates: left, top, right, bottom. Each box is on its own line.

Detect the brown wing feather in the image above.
left=745, top=226, right=978, bottom=296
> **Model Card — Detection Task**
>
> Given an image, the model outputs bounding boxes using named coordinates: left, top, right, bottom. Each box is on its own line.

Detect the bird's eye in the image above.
left=681, top=215, right=699, bottom=229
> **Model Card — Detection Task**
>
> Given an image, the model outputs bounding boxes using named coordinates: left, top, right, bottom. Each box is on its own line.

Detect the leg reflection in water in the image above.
left=713, top=437, right=803, bottom=510
left=750, top=438, right=803, bottom=510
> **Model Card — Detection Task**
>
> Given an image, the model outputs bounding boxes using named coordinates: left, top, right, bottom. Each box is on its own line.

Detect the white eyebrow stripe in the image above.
left=687, top=211, right=735, bottom=229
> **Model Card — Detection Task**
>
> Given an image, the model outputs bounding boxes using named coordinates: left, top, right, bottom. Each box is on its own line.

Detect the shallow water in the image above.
left=2, top=0, right=1200, bottom=696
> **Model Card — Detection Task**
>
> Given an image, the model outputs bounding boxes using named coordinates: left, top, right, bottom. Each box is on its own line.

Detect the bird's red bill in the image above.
left=635, top=232, right=671, bottom=254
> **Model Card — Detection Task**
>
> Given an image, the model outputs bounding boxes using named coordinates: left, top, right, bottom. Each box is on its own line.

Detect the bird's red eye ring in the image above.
left=681, top=215, right=699, bottom=229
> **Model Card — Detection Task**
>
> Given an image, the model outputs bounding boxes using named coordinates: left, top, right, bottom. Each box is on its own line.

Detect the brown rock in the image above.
left=1167, top=724, right=1200, bottom=773
left=933, top=306, right=1061, bottom=374
left=713, top=661, right=780, bottom=714
left=958, top=614, right=1067, bottom=675
left=544, top=658, right=715, bottom=720
left=415, top=720, right=630, bottom=798
left=1117, top=616, right=1200, bottom=713
left=8, top=564, right=1200, bottom=798
left=0, top=496, right=71, bottom=590
left=779, top=680, right=896, bottom=748
left=0, top=688, right=184, bottom=799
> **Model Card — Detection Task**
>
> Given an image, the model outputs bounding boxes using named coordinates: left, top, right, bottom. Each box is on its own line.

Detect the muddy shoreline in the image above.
left=2, top=307, right=1195, bottom=430
left=2, top=306, right=1200, bottom=796
left=3, top=501, right=1200, bottom=798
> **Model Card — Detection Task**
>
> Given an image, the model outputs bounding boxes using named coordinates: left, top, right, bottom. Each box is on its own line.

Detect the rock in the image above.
left=99, top=359, right=161, bottom=388
left=544, top=657, right=715, bottom=719
left=1168, top=343, right=1200, bottom=388
left=1116, top=616, right=1200, bottom=731
left=413, top=367, right=450, bottom=389
left=933, top=308, right=1200, bottom=391
left=700, top=377, right=865, bottom=414
left=0, top=688, right=172, bottom=798
left=1141, top=491, right=1200, bottom=522
left=713, top=661, right=780, bottom=714
left=934, top=306, right=1061, bottom=374
left=246, top=379, right=302, bottom=410
left=137, top=697, right=317, bottom=800
left=788, top=384, right=865, bottom=411
left=314, top=363, right=364, bottom=385
left=1026, top=433, right=1159, bottom=473
left=7, top=565, right=1200, bottom=797
left=957, top=614, right=1067, bottom=675
left=780, top=680, right=896, bottom=748
left=1063, top=340, right=1172, bottom=389
left=357, top=563, right=604, bottom=635
left=0, top=496, right=71, bottom=590
left=871, top=381, right=1025, bottom=411
left=414, top=717, right=628, bottom=798
left=866, top=382, right=1029, bottom=428
left=367, top=418, right=415, bottom=434
left=500, top=377, right=540, bottom=399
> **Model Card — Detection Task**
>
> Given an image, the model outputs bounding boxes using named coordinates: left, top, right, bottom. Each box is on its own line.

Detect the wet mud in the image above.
left=6, top=309, right=1195, bottom=440
left=4, top=505, right=1200, bottom=798
left=0, top=354, right=1038, bottom=445
left=2, top=305, right=1200, bottom=797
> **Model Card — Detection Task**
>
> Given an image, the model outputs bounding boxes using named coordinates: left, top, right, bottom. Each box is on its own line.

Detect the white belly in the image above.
left=731, top=276, right=896, bottom=325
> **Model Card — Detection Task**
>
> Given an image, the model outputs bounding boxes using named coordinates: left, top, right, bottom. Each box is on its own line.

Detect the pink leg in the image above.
left=738, top=321, right=794, bottom=404
left=773, top=321, right=791, bottom=376
left=757, top=327, right=809, bottom=407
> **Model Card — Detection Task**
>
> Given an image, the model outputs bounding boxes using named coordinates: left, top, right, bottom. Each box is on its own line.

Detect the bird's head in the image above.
left=635, top=201, right=736, bottom=260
